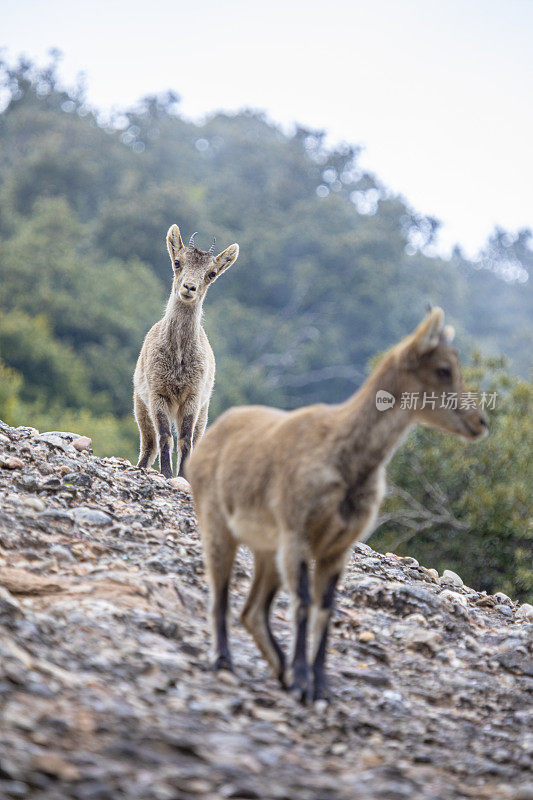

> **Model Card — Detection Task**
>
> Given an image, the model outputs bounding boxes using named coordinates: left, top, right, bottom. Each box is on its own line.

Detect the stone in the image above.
left=516, top=603, right=533, bottom=621
left=353, top=542, right=373, bottom=555
left=440, top=569, right=464, bottom=587
left=497, top=649, right=533, bottom=677
left=426, top=568, right=439, bottom=581
left=63, top=472, right=93, bottom=488
left=404, top=628, right=442, bottom=653
left=73, top=436, right=92, bottom=452
left=404, top=613, right=428, bottom=626
left=341, top=667, right=390, bottom=687
left=358, top=629, right=375, bottom=642
left=169, top=476, right=192, bottom=493
left=16, top=426, right=39, bottom=436
left=440, top=589, right=468, bottom=607
left=41, top=477, right=62, bottom=491
left=23, top=496, right=46, bottom=512
left=40, top=509, right=73, bottom=523
left=33, top=752, right=80, bottom=781
left=50, top=544, right=75, bottom=563
left=495, top=604, right=513, bottom=618
left=398, top=556, right=419, bottom=567
left=494, top=591, right=512, bottom=605
left=0, top=456, right=24, bottom=469
left=39, top=430, right=82, bottom=441
left=72, top=507, right=113, bottom=526
left=36, top=433, right=76, bottom=453
left=17, top=475, right=40, bottom=492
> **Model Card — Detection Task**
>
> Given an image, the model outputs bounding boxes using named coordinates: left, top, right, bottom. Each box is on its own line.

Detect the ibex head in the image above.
left=396, top=307, right=489, bottom=440
left=166, top=224, right=239, bottom=305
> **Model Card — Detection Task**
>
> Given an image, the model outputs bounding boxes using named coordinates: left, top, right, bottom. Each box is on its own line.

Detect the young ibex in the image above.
left=134, top=225, right=239, bottom=479
left=187, top=307, right=488, bottom=702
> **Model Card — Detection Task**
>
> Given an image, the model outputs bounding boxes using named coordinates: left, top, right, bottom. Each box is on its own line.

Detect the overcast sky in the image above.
left=2, top=0, right=532, bottom=257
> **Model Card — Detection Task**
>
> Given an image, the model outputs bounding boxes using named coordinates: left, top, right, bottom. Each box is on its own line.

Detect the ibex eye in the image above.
left=208, top=271, right=217, bottom=280
left=174, top=260, right=180, bottom=268
left=436, top=366, right=451, bottom=379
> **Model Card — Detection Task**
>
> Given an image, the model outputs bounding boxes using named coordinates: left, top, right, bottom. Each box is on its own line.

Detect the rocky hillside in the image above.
left=0, top=419, right=532, bottom=800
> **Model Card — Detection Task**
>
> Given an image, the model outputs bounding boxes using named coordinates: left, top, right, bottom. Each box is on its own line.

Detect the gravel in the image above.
left=0, top=417, right=531, bottom=800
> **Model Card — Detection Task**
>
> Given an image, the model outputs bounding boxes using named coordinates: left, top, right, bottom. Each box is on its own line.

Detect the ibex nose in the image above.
left=479, top=411, right=489, bottom=429
left=183, top=283, right=196, bottom=293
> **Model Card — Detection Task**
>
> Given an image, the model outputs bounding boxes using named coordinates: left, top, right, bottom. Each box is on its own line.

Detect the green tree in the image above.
left=372, top=358, right=533, bottom=601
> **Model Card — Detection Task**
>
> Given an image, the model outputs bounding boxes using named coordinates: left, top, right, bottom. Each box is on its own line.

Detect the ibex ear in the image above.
left=411, top=307, right=445, bottom=355
left=213, top=243, right=239, bottom=277
left=166, top=225, right=184, bottom=260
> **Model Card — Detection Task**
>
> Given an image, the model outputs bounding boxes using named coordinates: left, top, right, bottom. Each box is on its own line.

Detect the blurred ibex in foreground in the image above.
left=187, top=307, right=488, bottom=702
left=134, top=225, right=239, bottom=479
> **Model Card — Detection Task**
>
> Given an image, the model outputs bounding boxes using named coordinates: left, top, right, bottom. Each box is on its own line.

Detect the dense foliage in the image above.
left=374, top=357, right=532, bottom=599
left=0, top=56, right=531, bottom=598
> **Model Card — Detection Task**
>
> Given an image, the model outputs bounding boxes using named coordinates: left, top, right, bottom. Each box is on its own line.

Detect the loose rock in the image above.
left=169, top=476, right=192, bottom=493
left=73, top=436, right=92, bottom=452
left=516, top=603, right=533, bottom=621
left=23, top=496, right=45, bottom=512
left=71, top=507, right=113, bottom=526
left=494, top=591, right=512, bottom=605
left=440, top=569, right=464, bottom=587
left=0, top=456, right=24, bottom=470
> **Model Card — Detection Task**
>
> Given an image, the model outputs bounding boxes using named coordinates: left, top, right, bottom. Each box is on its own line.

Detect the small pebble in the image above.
left=72, top=507, right=113, bottom=526
left=50, top=544, right=75, bottom=563
left=331, top=742, right=348, bottom=755
left=23, top=496, right=45, bottom=512
left=0, top=456, right=24, bottom=469
left=16, top=426, right=39, bottom=436
left=169, top=476, right=192, bottom=493
left=494, top=591, right=512, bottom=605
left=440, top=589, right=468, bottom=607
left=495, top=604, right=513, bottom=618
left=440, top=569, right=463, bottom=588
left=358, top=629, right=376, bottom=642
left=516, top=603, right=533, bottom=621
left=73, top=436, right=92, bottom=452
left=404, top=613, right=427, bottom=626
left=399, top=556, right=419, bottom=567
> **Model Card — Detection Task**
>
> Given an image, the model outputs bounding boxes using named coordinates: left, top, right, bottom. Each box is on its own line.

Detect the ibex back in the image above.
left=134, top=225, right=239, bottom=479
left=187, top=308, right=488, bottom=702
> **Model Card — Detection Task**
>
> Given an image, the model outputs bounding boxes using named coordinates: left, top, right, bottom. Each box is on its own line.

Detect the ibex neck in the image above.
left=335, top=358, right=411, bottom=482
left=163, top=294, right=203, bottom=343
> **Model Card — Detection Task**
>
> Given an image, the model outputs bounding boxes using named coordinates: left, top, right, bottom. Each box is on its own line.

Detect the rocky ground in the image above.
left=0, top=419, right=532, bottom=800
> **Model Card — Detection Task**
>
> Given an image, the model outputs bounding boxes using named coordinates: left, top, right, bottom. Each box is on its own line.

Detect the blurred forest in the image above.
left=0, top=56, right=531, bottom=598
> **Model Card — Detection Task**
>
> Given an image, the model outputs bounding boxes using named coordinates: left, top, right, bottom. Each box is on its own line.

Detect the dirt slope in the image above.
left=0, top=419, right=532, bottom=800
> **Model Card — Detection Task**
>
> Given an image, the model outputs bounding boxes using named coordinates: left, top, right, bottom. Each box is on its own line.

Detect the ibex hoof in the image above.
left=289, top=667, right=311, bottom=704
left=213, top=654, right=233, bottom=672
left=312, top=684, right=331, bottom=704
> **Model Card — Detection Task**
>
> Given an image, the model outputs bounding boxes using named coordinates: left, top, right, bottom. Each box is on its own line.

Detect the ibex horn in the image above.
left=208, top=237, right=216, bottom=255
left=188, top=232, right=198, bottom=248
